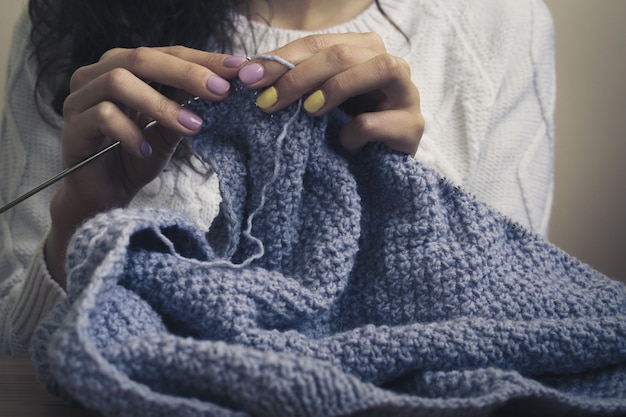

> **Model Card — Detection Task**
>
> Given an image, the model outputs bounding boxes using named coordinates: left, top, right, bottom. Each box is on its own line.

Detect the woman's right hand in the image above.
left=46, top=46, right=249, bottom=287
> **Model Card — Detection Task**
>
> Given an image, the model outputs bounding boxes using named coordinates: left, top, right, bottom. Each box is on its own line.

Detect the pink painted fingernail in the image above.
left=207, top=76, right=230, bottom=95
left=238, top=63, right=264, bottom=85
left=177, top=109, right=203, bottom=131
left=224, top=55, right=248, bottom=68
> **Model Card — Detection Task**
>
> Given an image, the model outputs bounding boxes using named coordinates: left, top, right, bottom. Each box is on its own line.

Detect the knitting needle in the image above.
left=0, top=96, right=200, bottom=215
left=0, top=141, right=121, bottom=215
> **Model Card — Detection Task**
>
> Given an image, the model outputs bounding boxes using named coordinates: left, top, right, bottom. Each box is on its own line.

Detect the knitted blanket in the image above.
left=32, top=86, right=626, bottom=417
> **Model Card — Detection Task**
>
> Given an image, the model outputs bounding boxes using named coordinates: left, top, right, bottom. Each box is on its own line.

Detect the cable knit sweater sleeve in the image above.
left=0, top=11, right=68, bottom=356
left=0, top=238, right=66, bottom=355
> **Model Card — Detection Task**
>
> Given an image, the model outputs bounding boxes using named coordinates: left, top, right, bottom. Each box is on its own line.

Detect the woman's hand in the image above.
left=47, top=46, right=249, bottom=287
left=237, top=33, right=424, bottom=155
left=59, top=46, right=246, bottom=212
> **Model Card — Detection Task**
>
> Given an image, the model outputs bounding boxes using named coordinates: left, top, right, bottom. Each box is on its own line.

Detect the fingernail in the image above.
left=177, top=108, right=203, bottom=130
left=239, top=63, right=264, bottom=85
left=140, top=139, right=152, bottom=157
left=256, top=86, right=278, bottom=110
left=223, top=55, right=248, bottom=68
left=303, top=90, right=326, bottom=113
left=207, top=76, right=230, bottom=95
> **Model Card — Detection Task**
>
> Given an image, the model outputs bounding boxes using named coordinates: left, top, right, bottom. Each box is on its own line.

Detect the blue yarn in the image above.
left=31, top=85, right=626, bottom=417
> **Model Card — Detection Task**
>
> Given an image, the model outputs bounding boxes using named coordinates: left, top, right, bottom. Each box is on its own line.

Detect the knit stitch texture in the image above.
left=32, top=86, right=626, bottom=416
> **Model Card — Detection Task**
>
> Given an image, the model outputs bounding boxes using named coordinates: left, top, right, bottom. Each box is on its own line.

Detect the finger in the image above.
left=71, top=47, right=234, bottom=99
left=64, top=68, right=204, bottom=138
left=63, top=101, right=145, bottom=163
left=254, top=44, right=380, bottom=112
left=340, top=109, right=424, bottom=156
left=239, top=33, right=386, bottom=88
left=153, top=46, right=250, bottom=78
left=270, top=33, right=386, bottom=65
left=303, top=54, right=416, bottom=116
left=64, top=102, right=184, bottom=190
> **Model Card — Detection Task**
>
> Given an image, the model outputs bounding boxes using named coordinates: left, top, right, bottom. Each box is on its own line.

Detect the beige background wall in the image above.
left=1, top=1, right=625, bottom=282
left=544, top=0, right=626, bottom=283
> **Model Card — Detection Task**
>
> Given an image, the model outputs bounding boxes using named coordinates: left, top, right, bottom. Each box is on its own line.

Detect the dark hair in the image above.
left=28, top=0, right=245, bottom=116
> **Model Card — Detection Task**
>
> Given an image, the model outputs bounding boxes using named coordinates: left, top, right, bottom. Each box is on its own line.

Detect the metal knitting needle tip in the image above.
left=0, top=96, right=200, bottom=215
left=0, top=141, right=122, bottom=215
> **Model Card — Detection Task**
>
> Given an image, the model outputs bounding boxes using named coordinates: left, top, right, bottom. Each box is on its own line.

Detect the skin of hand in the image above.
left=237, top=33, right=424, bottom=155
left=46, top=46, right=249, bottom=288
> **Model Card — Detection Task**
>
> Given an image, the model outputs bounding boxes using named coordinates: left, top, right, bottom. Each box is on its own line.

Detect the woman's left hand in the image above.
left=237, top=33, right=424, bottom=156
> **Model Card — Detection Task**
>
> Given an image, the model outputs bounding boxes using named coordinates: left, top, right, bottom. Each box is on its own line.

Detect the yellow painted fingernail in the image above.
left=256, top=86, right=278, bottom=110
left=303, top=90, right=326, bottom=113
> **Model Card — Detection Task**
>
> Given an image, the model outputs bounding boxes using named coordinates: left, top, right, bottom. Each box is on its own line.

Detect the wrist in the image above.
left=44, top=224, right=70, bottom=290
left=45, top=186, right=93, bottom=289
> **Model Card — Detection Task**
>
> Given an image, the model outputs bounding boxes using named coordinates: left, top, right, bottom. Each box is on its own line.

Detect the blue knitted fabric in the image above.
left=32, top=86, right=626, bottom=417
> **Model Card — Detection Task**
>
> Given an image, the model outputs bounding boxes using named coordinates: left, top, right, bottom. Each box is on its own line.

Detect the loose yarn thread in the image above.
left=249, top=54, right=297, bottom=70
left=206, top=54, right=301, bottom=269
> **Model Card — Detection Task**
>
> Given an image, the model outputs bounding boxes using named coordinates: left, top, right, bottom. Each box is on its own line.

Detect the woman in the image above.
left=0, top=0, right=555, bottom=354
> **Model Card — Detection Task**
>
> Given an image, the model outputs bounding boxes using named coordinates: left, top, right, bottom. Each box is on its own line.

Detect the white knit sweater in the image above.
left=0, top=0, right=555, bottom=354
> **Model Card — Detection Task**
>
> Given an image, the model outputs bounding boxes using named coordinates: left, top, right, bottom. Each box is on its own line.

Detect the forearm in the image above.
left=45, top=226, right=72, bottom=291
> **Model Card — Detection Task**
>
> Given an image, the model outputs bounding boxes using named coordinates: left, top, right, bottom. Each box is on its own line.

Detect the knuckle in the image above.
left=377, top=54, right=400, bottom=72
left=153, top=95, right=172, bottom=118
left=397, top=57, right=411, bottom=75
left=349, top=121, right=370, bottom=142
left=331, top=75, right=351, bottom=97
left=374, top=54, right=405, bottom=79
left=69, top=66, right=90, bottom=92
left=179, top=61, right=205, bottom=84
left=124, top=46, right=152, bottom=69
left=401, top=112, right=425, bottom=154
left=363, top=32, right=385, bottom=51
left=416, top=112, right=426, bottom=136
left=327, top=44, right=356, bottom=67
left=104, top=67, right=134, bottom=92
left=302, top=34, right=328, bottom=53
left=62, top=91, right=79, bottom=117
left=99, top=47, right=125, bottom=62
left=168, top=45, right=187, bottom=56
left=279, top=69, right=303, bottom=91
left=352, top=113, right=376, bottom=133
left=93, top=101, right=120, bottom=125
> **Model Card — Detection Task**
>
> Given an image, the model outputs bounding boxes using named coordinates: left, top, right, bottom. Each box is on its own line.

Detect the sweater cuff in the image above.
left=11, top=237, right=66, bottom=350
